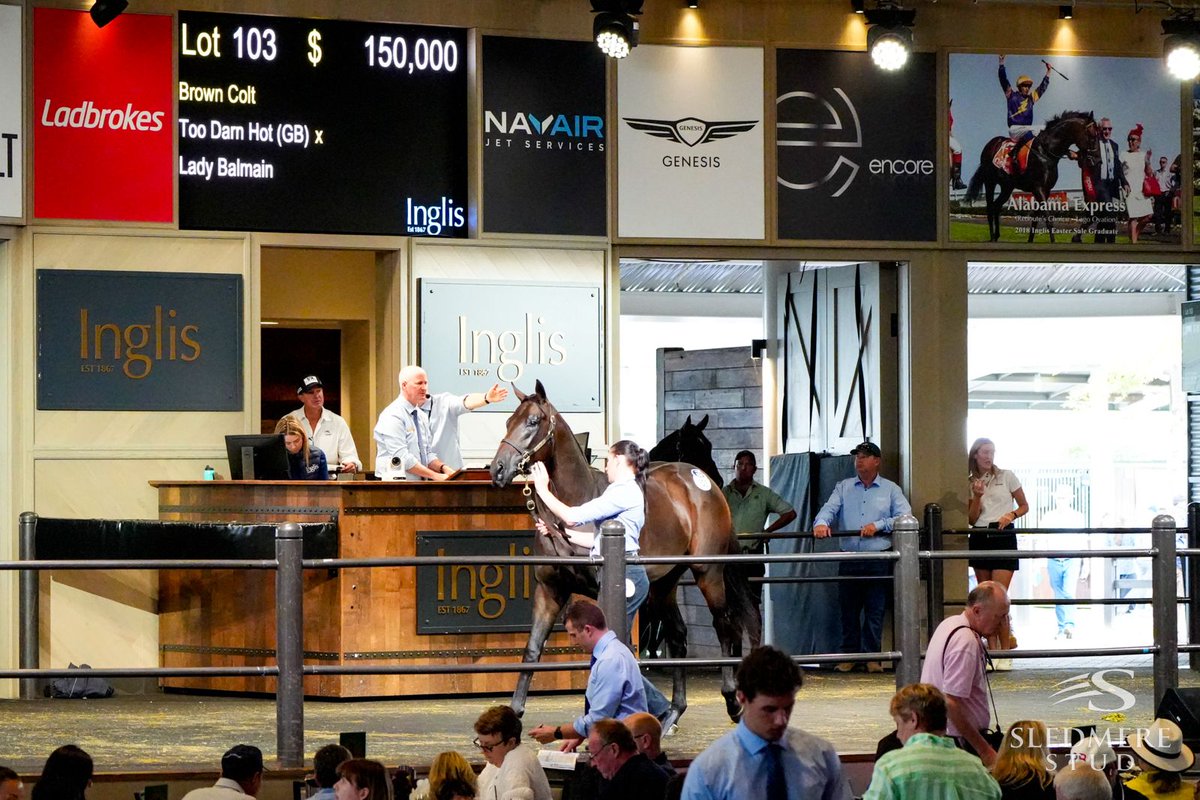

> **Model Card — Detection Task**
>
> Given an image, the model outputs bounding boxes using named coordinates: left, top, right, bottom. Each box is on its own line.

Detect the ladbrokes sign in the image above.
left=776, top=49, right=936, bottom=241
left=37, top=270, right=243, bottom=411
left=34, top=9, right=173, bottom=222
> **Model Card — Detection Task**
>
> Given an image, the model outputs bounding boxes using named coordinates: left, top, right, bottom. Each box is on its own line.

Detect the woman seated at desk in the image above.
left=274, top=417, right=329, bottom=480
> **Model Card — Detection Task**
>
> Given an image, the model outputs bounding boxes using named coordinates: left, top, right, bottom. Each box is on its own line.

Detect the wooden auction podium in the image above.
left=152, top=479, right=585, bottom=698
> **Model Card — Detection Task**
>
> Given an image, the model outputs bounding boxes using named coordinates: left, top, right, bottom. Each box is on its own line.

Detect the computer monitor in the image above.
left=224, top=434, right=291, bottom=480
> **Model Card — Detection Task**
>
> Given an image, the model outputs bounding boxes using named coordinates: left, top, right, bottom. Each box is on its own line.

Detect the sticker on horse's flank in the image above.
left=690, top=468, right=712, bottom=492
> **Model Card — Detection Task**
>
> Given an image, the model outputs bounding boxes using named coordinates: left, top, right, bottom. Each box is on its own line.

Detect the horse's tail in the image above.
left=965, top=165, right=987, bottom=203
left=723, top=557, right=763, bottom=648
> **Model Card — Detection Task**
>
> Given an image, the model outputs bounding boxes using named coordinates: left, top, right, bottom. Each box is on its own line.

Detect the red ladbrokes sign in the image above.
left=34, top=8, right=172, bottom=222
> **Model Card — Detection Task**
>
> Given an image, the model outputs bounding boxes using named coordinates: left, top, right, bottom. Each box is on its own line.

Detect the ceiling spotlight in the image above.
left=686, top=0, right=699, bottom=7
left=1059, top=4, right=1073, bottom=20
left=592, top=1, right=643, bottom=59
left=89, top=0, right=128, bottom=28
left=851, top=0, right=866, bottom=13
left=865, top=6, right=915, bottom=71
left=1163, top=17, right=1200, bottom=80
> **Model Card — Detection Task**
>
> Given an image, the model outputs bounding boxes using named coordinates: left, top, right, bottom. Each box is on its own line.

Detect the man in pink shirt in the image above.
left=920, top=581, right=1010, bottom=766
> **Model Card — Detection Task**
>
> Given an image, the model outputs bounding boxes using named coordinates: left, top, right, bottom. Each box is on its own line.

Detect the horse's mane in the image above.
left=1045, top=110, right=1095, bottom=127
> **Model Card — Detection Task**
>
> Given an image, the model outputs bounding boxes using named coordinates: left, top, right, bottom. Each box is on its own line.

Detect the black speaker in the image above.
left=1156, top=688, right=1200, bottom=740
left=89, top=0, right=128, bottom=28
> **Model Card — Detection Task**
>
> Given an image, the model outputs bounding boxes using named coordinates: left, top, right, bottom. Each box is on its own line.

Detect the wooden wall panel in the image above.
left=157, top=481, right=585, bottom=698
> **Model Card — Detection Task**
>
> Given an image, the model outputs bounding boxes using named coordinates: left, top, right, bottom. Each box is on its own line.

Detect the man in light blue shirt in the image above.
left=372, top=366, right=455, bottom=480
left=529, top=600, right=647, bottom=751
left=682, top=646, right=851, bottom=800
left=814, top=442, right=911, bottom=673
left=307, top=743, right=351, bottom=800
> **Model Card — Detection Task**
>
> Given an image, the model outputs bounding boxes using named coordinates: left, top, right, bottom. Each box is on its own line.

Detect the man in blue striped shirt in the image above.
left=814, top=442, right=911, bottom=673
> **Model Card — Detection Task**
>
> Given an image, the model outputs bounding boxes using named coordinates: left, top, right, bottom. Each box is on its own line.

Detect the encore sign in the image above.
left=36, top=269, right=243, bottom=410
left=416, top=530, right=538, bottom=634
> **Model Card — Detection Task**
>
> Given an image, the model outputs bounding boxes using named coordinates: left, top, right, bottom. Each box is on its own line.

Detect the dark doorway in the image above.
left=261, top=328, right=342, bottom=432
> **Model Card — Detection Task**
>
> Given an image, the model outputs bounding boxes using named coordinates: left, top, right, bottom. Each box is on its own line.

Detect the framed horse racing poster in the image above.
left=949, top=53, right=1181, bottom=245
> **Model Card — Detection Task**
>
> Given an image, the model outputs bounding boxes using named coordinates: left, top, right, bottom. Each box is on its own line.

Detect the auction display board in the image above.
left=177, top=11, right=468, bottom=236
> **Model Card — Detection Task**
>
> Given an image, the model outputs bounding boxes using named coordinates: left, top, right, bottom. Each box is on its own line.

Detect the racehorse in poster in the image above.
left=966, top=110, right=1101, bottom=242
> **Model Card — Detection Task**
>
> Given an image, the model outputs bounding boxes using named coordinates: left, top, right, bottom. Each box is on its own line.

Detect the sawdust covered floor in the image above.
left=0, top=663, right=1191, bottom=773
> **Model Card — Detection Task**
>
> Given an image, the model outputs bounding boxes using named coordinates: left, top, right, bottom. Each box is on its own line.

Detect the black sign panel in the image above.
left=416, top=530, right=537, bottom=634
left=482, top=37, right=607, bottom=236
left=37, top=270, right=243, bottom=410
left=178, top=11, right=468, bottom=237
left=776, top=49, right=936, bottom=241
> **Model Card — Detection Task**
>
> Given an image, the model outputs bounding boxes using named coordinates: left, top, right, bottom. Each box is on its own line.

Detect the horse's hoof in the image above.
left=658, top=708, right=682, bottom=735
left=722, top=691, right=742, bottom=722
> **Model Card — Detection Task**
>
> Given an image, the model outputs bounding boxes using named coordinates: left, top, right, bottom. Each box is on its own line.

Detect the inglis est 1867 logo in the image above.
left=405, top=196, right=465, bottom=237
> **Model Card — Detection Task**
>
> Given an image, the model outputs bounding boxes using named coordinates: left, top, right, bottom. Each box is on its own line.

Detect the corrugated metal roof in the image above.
left=620, top=260, right=764, bottom=293
left=968, top=262, right=1185, bottom=294
left=618, top=259, right=1186, bottom=295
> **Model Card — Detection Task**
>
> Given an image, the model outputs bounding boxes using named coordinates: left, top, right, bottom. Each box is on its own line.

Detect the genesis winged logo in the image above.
left=623, top=116, right=758, bottom=147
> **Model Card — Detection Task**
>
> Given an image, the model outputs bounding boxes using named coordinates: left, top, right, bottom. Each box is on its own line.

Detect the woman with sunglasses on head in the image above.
left=968, top=438, right=1028, bottom=664
left=472, top=705, right=551, bottom=800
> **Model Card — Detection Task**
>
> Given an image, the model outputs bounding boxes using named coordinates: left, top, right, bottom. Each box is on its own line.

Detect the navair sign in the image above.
left=482, top=36, right=607, bottom=236
left=776, top=49, right=936, bottom=241
left=34, top=8, right=173, bottom=222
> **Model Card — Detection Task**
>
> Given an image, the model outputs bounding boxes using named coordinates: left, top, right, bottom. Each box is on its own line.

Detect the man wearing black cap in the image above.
left=181, top=744, right=264, bottom=800
left=288, top=375, right=361, bottom=476
left=814, top=442, right=911, bottom=673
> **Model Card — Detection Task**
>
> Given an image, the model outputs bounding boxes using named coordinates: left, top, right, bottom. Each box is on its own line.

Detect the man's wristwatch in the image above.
left=554, top=726, right=562, bottom=740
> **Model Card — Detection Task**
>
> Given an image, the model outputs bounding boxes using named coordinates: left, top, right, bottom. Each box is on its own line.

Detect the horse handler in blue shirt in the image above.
left=814, top=442, right=911, bottom=674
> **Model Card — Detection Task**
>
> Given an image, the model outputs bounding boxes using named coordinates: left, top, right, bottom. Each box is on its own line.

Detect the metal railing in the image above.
left=5, top=508, right=1194, bottom=766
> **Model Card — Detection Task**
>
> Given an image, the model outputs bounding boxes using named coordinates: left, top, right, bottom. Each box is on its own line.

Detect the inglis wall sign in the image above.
left=37, top=270, right=243, bottom=411
left=418, top=279, right=602, bottom=412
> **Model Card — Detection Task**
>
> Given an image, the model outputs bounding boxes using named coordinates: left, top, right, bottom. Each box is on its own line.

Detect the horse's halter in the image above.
left=497, top=397, right=558, bottom=514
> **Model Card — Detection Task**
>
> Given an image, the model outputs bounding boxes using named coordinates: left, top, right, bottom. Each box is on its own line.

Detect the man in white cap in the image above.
left=1124, top=719, right=1194, bottom=799
left=1070, top=735, right=1147, bottom=800
left=288, top=375, right=361, bottom=475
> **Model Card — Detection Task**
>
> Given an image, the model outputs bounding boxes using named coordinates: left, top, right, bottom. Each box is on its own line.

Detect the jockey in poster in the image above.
left=996, top=54, right=1052, bottom=173
left=999, top=54, right=1052, bottom=140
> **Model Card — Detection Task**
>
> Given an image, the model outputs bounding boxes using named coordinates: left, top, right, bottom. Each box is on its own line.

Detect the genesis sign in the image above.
left=617, top=45, right=765, bottom=239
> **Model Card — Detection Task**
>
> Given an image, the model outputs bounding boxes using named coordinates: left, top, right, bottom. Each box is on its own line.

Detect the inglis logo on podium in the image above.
left=417, top=531, right=538, bottom=634
left=78, top=305, right=201, bottom=379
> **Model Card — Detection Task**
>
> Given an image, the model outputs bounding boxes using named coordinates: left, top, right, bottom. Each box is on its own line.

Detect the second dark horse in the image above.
left=489, top=381, right=761, bottom=727
left=966, top=110, right=1100, bottom=242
